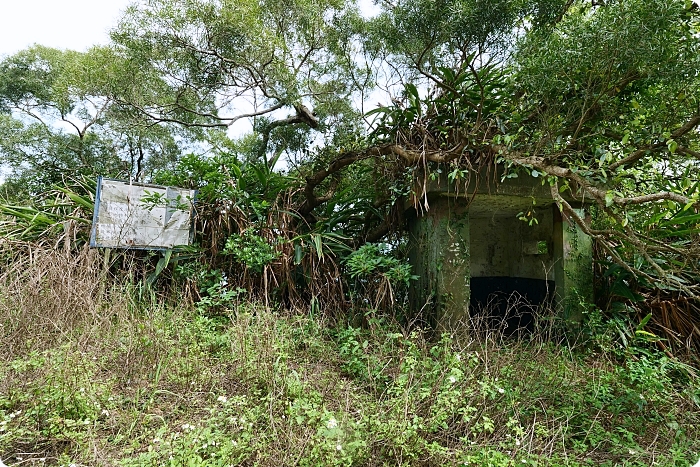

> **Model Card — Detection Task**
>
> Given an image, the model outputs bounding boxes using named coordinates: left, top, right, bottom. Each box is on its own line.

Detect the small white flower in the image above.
left=455, top=354, right=461, bottom=361
left=448, top=376, right=457, bottom=384
left=628, top=449, right=636, bottom=455
left=182, top=423, right=195, bottom=431
left=497, top=387, right=505, bottom=394
left=515, top=439, right=521, bottom=446
left=336, top=444, right=342, bottom=451
left=326, top=418, right=338, bottom=429
left=101, top=409, right=110, bottom=417
left=522, top=459, right=527, bottom=464
left=153, top=438, right=161, bottom=444
left=217, top=395, right=228, bottom=403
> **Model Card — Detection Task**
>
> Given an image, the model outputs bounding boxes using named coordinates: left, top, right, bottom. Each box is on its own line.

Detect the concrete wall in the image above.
left=553, top=208, right=594, bottom=322
left=408, top=197, right=470, bottom=329
left=470, top=205, right=556, bottom=281
left=407, top=170, right=594, bottom=329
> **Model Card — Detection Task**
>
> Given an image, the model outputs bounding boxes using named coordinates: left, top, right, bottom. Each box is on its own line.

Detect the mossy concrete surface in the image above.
left=554, top=208, right=594, bottom=323
left=408, top=169, right=593, bottom=328
left=409, top=197, right=470, bottom=329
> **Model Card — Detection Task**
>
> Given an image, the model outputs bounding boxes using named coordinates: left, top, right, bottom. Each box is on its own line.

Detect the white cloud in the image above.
left=0, top=0, right=133, bottom=57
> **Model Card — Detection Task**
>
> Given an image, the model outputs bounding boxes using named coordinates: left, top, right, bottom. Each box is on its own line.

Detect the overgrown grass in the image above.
left=1, top=249, right=699, bottom=466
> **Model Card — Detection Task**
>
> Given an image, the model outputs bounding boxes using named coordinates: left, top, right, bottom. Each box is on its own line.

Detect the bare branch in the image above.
left=114, top=98, right=286, bottom=129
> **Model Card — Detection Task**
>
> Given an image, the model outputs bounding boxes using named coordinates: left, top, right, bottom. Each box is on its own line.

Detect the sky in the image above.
left=0, top=0, right=134, bottom=57
left=0, top=0, right=380, bottom=58
left=1, top=0, right=700, bottom=58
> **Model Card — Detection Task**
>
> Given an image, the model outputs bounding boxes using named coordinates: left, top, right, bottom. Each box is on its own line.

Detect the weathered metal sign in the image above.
left=90, top=177, right=196, bottom=249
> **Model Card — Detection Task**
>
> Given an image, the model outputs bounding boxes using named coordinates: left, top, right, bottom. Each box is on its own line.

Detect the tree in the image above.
left=352, top=0, right=700, bottom=297
left=109, top=0, right=367, bottom=164
left=505, top=0, right=700, bottom=297
left=105, top=1, right=700, bottom=289
left=3, top=0, right=698, bottom=313
left=0, top=45, right=186, bottom=198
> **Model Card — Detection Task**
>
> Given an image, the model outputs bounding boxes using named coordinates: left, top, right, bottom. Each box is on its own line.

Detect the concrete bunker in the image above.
left=408, top=168, right=593, bottom=332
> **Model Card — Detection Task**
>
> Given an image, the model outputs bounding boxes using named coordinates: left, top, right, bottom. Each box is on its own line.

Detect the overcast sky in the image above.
left=0, top=0, right=134, bottom=57
left=0, top=0, right=382, bottom=58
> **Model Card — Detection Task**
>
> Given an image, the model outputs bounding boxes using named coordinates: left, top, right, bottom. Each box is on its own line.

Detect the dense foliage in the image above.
left=1, top=3, right=700, bottom=464
left=0, top=0, right=699, bottom=344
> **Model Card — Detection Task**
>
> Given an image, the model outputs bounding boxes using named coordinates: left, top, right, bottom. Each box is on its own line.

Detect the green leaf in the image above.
left=365, top=106, right=389, bottom=116
left=251, top=164, right=269, bottom=187
left=147, top=249, right=173, bottom=286
left=294, top=244, right=304, bottom=265
left=405, top=83, right=419, bottom=101
left=54, top=186, right=94, bottom=210
left=638, top=313, right=652, bottom=329
left=312, top=234, right=323, bottom=259
left=605, top=191, right=615, bottom=207
left=230, top=163, right=242, bottom=179
left=667, top=139, right=678, bottom=154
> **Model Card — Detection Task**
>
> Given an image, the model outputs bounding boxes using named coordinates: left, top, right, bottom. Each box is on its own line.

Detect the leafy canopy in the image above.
left=1, top=0, right=699, bottom=309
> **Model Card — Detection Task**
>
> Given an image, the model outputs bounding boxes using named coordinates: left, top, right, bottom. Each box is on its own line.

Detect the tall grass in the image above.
left=1, top=244, right=110, bottom=360
left=1, top=246, right=699, bottom=466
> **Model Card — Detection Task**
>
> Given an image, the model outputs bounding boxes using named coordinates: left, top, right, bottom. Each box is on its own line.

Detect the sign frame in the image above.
left=90, top=176, right=197, bottom=250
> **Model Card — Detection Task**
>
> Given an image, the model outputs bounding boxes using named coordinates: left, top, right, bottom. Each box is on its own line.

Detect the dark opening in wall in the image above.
left=469, top=277, right=556, bottom=335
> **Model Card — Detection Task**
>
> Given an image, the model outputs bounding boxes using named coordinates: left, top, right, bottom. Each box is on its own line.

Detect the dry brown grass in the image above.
left=1, top=243, right=114, bottom=361
left=1, top=245, right=699, bottom=466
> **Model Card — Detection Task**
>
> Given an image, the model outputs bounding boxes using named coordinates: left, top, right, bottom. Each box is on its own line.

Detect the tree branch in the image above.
left=506, top=151, right=698, bottom=209
left=609, top=112, right=700, bottom=170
